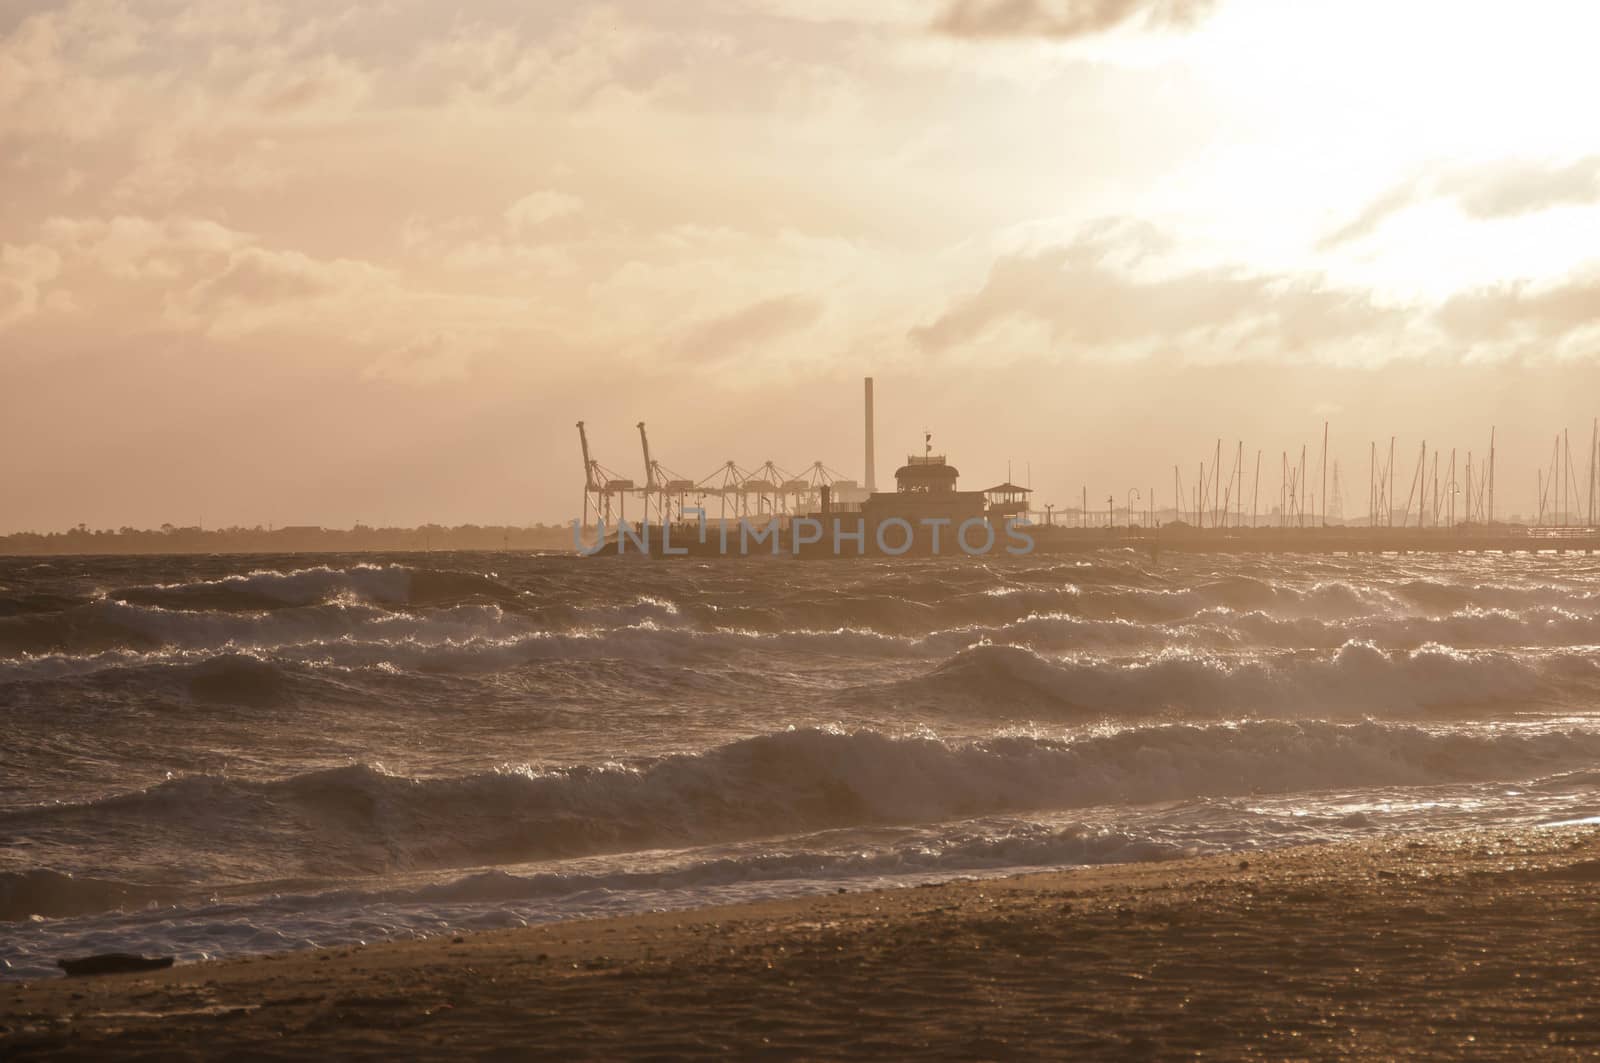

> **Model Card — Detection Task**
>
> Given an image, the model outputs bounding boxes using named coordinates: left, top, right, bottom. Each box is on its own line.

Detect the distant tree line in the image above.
left=0, top=523, right=578, bottom=556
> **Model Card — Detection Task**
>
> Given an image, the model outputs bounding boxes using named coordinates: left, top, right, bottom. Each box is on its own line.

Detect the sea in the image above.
left=3, top=550, right=1600, bottom=981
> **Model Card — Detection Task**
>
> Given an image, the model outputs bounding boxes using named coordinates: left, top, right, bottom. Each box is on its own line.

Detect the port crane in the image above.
left=576, top=421, right=633, bottom=527
left=635, top=422, right=697, bottom=524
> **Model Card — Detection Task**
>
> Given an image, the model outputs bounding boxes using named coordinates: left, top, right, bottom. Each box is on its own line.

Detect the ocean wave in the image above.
left=0, top=821, right=1196, bottom=924
left=882, top=640, right=1576, bottom=716
left=0, top=819, right=1210, bottom=976
left=0, top=620, right=928, bottom=684
left=11, top=608, right=1600, bottom=710
left=12, top=556, right=1600, bottom=667
left=0, top=597, right=530, bottom=658
left=8, top=721, right=1598, bottom=894
left=708, top=577, right=1394, bottom=633
left=0, top=592, right=90, bottom=619
left=1392, top=578, right=1600, bottom=613
left=1213, top=605, right=1600, bottom=651
left=360, top=822, right=1198, bottom=910
left=183, top=652, right=294, bottom=705
left=107, top=564, right=520, bottom=612
left=0, top=869, right=179, bottom=922
left=12, top=589, right=1600, bottom=673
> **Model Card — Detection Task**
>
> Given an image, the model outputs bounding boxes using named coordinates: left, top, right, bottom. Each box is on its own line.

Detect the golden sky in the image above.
left=4, top=0, right=1600, bottom=530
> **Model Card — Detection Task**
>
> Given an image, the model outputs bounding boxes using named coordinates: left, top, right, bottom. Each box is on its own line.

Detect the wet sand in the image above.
left=4, top=826, right=1599, bottom=1060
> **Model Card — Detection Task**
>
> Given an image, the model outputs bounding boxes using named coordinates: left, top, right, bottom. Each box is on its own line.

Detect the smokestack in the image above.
left=864, top=377, right=876, bottom=492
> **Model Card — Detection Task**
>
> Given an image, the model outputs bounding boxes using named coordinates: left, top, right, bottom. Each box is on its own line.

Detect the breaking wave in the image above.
left=8, top=551, right=1600, bottom=976
left=107, top=564, right=520, bottom=612
left=883, top=640, right=1579, bottom=715
left=0, top=822, right=1195, bottom=925
left=8, top=721, right=1599, bottom=903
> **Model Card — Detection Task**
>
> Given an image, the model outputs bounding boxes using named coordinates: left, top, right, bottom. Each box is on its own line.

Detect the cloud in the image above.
left=675, top=293, right=823, bottom=363
left=1317, top=181, right=1424, bottom=250
left=362, top=333, right=480, bottom=385
left=14, top=208, right=556, bottom=375
left=910, top=220, right=1405, bottom=363
left=739, top=0, right=929, bottom=26
left=184, top=247, right=350, bottom=309
left=0, top=243, right=61, bottom=330
left=165, top=245, right=405, bottom=339
left=930, top=0, right=1218, bottom=39
left=240, top=54, right=373, bottom=116
left=1321, top=158, right=1600, bottom=249
left=505, top=190, right=583, bottom=234
left=1444, top=157, right=1600, bottom=220
left=1434, top=270, right=1600, bottom=358
left=40, top=215, right=248, bottom=278
left=0, top=3, right=137, bottom=142
left=917, top=217, right=1600, bottom=366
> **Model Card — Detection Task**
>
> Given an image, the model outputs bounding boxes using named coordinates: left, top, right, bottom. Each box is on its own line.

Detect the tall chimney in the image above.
left=864, top=377, right=876, bottom=492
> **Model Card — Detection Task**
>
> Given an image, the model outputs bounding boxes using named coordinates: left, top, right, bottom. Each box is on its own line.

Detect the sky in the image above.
left=4, top=0, right=1600, bottom=531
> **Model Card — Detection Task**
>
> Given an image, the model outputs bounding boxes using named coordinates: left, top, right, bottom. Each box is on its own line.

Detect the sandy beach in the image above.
left=3, top=825, right=1597, bottom=1060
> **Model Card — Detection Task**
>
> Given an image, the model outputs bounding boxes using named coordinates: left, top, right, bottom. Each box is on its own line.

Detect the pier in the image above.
left=1032, top=526, right=1600, bottom=556
left=577, top=377, right=1600, bottom=558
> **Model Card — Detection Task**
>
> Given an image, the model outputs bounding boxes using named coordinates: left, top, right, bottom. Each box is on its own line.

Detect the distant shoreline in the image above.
left=5, top=520, right=1592, bottom=559
left=0, top=525, right=576, bottom=557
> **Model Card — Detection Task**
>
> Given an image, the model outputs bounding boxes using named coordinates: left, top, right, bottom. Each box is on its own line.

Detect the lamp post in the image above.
left=1127, top=488, right=1141, bottom=530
